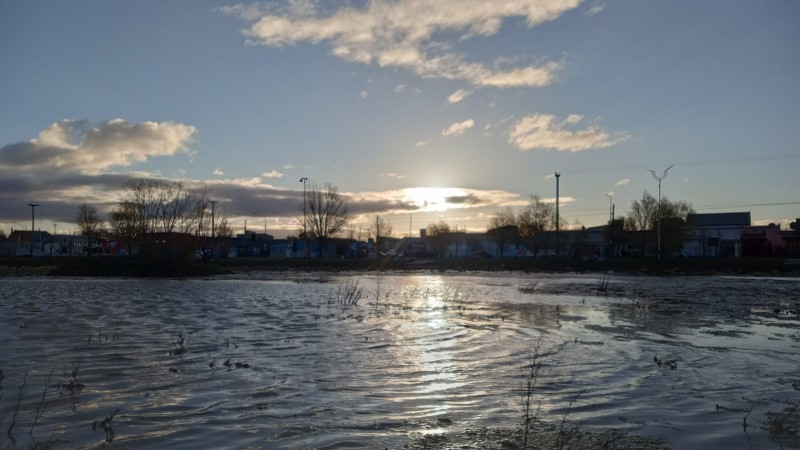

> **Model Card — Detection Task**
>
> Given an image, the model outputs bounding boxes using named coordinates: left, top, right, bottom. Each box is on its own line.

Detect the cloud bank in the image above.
left=0, top=119, right=197, bottom=176
left=222, top=0, right=580, bottom=88
left=508, top=114, right=628, bottom=152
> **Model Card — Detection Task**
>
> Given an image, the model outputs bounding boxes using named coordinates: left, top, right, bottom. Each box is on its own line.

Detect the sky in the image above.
left=1, top=0, right=798, bottom=238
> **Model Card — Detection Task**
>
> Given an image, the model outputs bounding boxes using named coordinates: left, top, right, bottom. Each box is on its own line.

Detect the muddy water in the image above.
left=0, top=273, right=798, bottom=449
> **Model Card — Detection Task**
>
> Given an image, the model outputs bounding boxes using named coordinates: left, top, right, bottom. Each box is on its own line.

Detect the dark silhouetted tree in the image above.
left=76, top=203, right=103, bottom=256
left=305, top=182, right=349, bottom=258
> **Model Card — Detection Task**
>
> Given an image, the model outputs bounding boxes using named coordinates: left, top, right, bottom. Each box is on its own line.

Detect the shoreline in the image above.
left=1, top=256, right=799, bottom=278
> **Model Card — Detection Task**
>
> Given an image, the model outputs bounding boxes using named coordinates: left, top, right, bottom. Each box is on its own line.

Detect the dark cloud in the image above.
left=445, top=194, right=483, bottom=205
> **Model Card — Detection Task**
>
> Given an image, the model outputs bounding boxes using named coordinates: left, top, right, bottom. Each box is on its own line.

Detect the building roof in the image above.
left=686, top=212, right=751, bottom=227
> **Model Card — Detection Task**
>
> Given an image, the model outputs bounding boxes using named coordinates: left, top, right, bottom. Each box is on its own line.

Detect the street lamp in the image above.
left=648, top=165, right=673, bottom=261
left=28, top=203, right=39, bottom=256
left=604, top=193, right=613, bottom=258
left=210, top=200, right=217, bottom=259
left=252, top=212, right=267, bottom=235
left=554, top=172, right=560, bottom=259
left=299, top=177, right=309, bottom=259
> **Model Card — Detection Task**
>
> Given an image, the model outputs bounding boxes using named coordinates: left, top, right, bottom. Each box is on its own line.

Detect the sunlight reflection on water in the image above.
left=0, top=274, right=798, bottom=449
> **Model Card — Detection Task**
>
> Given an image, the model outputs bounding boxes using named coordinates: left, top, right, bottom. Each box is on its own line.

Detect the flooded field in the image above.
left=0, top=273, right=798, bottom=449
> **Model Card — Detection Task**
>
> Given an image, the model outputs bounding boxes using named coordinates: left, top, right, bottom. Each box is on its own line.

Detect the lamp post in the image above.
left=299, top=177, right=309, bottom=259
left=210, top=200, right=217, bottom=259
left=28, top=203, right=39, bottom=256
left=252, top=212, right=267, bottom=235
left=604, top=193, right=613, bottom=258
left=554, top=172, right=560, bottom=259
left=648, top=165, right=673, bottom=261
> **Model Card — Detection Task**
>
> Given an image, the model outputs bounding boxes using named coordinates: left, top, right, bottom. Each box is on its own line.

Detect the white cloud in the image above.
left=226, top=0, right=579, bottom=88
left=585, top=2, right=606, bottom=16
left=0, top=118, right=196, bottom=175
left=358, top=91, right=368, bottom=99
left=448, top=89, right=472, bottom=104
left=442, top=119, right=475, bottom=137
left=508, top=114, right=629, bottom=152
left=415, top=140, right=430, bottom=147
left=394, top=84, right=407, bottom=93
left=382, top=172, right=404, bottom=179
left=614, top=178, right=631, bottom=188
left=261, top=170, right=284, bottom=178
left=283, top=163, right=294, bottom=169
left=212, top=167, right=224, bottom=176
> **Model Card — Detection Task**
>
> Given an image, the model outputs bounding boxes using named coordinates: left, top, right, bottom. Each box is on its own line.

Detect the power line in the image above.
left=497, top=152, right=800, bottom=181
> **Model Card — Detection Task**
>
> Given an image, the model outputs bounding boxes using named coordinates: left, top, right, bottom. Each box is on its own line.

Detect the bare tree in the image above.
left=488, top=207, right=519, bottom=258
left=517, top=195, right=556, bottom=237
left=305, top=183, right=349, bottom=258
left=517, top=195, right=562, bottom=257
left=625, top=191, right=693, bottom=258
left=109, top=201, right=140, bottom=256
left=625, top=191, right=658, bottom=232
left=368, top=216, right=393, bottom=251
left=76, top=204, right=103, bottom=256
left=426, top=220, right=453, bottom=258
left=111, top=178, right=209, bottom=267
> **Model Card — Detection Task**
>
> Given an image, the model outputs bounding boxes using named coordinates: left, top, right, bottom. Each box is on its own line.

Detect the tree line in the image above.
left=66, top=178, right=692, bottom=261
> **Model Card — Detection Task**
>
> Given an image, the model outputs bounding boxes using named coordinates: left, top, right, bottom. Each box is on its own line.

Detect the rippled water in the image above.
left=0, top=273, right=798, bottom=449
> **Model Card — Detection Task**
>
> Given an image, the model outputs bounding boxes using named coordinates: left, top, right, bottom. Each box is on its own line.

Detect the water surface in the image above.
left=0, top=273, right=798, bottom=449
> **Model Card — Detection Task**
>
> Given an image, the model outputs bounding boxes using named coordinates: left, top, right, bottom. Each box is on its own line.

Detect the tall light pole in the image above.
left=554, top=172, right=560, bottom=259
left=28, top=203, right=39, bottom=256
left=210, top=200, right=217, bottom=259
left=604, top=193, right=613, bottom=258
left=648, top=165, right=673, bottom=261
left=299, top=177, right=309, bottom=259
left=252, top=212, right=267, bottom=235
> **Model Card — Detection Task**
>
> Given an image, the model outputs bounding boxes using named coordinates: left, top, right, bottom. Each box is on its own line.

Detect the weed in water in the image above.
left=56, top=360, right=85, bottom=393
left=329, top=278, right=363, bottom=305
left=6, top=362, right=30, bottom=441
left=170, top=332, right=188, bottom=356
left=92, top=409, right=120, bottom=442
left=30, top=370, right=55, bottom=438
left=518, top=279, right=539, bottom=294
left=519, top=337, right=544, bottom=450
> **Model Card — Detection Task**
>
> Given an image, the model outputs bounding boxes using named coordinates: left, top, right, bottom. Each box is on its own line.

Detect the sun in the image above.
left=401, top=187, right=466, bottom=212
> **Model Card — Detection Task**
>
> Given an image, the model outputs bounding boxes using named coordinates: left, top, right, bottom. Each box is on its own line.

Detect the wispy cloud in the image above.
left=442, top=119, right=475, bottom=137
left=212, top=167, right=224, bottom=176
left=223, top=0, right=578, bottom=88
left=614, top=178, right=631, bottom=188
left=448, top=89, right=472, bottom=104
left=358, top=91, right=368, bottom=99
left=382, top=172, right=404, bottom=179
left=394, top=84, right=406, bottom=93
left=261, top=170, right=284, bottom=178
left=508, top=114, right=629, bottom=152
left=415, top=140, right=430, bottom=148
left=584, top=2, right=606, bottom=16
left=0, top=119, right=196, bottom=176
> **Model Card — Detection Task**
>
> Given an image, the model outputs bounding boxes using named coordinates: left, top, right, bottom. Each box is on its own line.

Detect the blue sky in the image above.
left=1, top=0, right=798, bottom=237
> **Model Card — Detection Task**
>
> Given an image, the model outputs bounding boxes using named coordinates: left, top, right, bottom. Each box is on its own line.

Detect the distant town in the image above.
left=4, top=211, right=799, bottom=262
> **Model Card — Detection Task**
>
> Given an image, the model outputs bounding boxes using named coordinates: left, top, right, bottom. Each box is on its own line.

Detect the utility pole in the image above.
left=554, top=172, right=560, bottom=259
left=648, top=165, right=673, bottom=261
left=299, top=177, right=309, bottom=259
left=28, top=203, right=39, bottom=256
left=604, top=193, right=613, bottom=258
left=210, top=200, right=217, bottom=259
left=375, top=215, right=380, bottom=252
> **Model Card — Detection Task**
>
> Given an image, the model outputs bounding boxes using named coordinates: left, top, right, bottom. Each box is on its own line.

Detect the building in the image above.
left=683, top=212, right=751, bottom=258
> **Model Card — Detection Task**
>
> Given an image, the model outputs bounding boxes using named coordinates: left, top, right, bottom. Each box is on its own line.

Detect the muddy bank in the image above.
left=2, top=255, right=798, bottom=278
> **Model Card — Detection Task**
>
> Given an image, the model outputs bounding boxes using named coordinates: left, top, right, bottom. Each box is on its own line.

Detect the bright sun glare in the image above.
left=401, top=187, right=466, bottom=212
